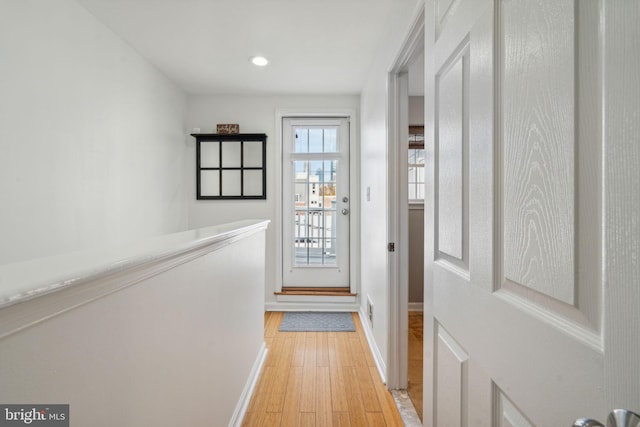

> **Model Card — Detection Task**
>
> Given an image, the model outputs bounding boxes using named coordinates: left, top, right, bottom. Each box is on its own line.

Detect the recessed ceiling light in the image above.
left=251, top=56, right=269, bottom=67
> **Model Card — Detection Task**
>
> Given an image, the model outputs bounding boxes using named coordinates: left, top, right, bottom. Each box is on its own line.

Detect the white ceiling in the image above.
left=76, top=0, right=404, bottom=95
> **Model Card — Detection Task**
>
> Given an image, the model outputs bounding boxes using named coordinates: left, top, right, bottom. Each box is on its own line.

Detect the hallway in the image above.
left=243, top=312, right=404, bottom=426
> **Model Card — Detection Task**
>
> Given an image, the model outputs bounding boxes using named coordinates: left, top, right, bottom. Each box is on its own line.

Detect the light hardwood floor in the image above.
left=407, top=311, right=423, bottom=421
left=242, top=312, right=404, bottom=426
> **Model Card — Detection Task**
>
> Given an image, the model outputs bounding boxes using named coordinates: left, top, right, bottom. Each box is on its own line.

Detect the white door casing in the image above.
left=386, top=5, right=425, bottom=390
left=282, top=117, right=350, bottom=287
left=424, top=0, right=639, bottom=426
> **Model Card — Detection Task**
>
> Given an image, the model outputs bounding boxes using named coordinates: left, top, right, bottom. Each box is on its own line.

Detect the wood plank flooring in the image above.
left=242, top=312, right=404, bottom=426
left=407, top=311, right=423, bottom=421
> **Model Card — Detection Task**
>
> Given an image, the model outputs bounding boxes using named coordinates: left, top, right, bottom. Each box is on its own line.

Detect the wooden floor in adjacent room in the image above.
left=407, top=311, right=423, bottom=421
left=242, top=311, right=404, bottom=426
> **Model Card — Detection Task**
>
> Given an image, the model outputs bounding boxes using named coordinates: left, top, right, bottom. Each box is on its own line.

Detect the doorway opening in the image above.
left=274, top=110, right=359, bottom=304
left=282, top=117, right=351, bottom=289
left=386, top=3, right=425, bottom=422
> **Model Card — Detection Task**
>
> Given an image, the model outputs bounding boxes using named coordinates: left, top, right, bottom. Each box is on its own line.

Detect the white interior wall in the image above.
left=409, top=207, right=425, bottom=304
left=409, top=96, right=425, bottom=305
left=0, top=223, right=267, bottom=426
left=409, top=96, right=425, bottom=125
left=186, top=94, right=359, bottom=305
left=359, top=0, right=425, bottom=376
left=0, top=0, right=188, bottom=265
left=408, top=52, right=425, bottom=97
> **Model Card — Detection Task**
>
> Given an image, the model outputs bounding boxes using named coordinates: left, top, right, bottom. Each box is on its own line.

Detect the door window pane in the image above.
left=295, top=129, right=309, bottom=153
left=324, top=128, right=337, bottom=152
left=309, top=128, right=323, bottom=152
left=294, top=127, right=339, bottom=153
left=325, top=160, right=337, bottom=181
left=293, top=158, right=339, bottom=266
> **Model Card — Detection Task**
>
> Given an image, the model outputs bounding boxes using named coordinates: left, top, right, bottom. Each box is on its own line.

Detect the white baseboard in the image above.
left=408, top=302, right=424, bottom=312
left=358, top=307, right=387, bottom=384
left=265, top=301, right=360, bottom=312
left=229, top=342, right=268, bottom=427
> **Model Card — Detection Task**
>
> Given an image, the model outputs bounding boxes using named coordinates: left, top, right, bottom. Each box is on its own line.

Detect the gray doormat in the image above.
left=279, top=311, right=356, bottom=332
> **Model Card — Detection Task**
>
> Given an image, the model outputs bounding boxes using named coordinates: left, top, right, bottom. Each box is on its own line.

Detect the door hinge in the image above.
left=388, top=242, right=395, bottom=252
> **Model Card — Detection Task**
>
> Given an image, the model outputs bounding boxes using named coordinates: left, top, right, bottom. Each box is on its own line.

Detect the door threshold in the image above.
left=275, top=287, right=356, bottom=297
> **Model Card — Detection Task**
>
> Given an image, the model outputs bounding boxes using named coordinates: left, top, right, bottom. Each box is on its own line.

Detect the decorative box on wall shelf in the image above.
left=191, top=133, right=267, bottom=200
left=216, top=124, right=239, bottom=134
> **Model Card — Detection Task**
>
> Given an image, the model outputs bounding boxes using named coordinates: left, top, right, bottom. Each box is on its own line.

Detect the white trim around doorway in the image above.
left=386, top=4, right=425, bottom=391
left=273, top=109, right=360, bottom=305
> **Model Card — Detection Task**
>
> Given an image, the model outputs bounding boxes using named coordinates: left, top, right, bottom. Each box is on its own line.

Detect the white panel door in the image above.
left=282, top=118, right=350, bottom=287
left=423, top=0, right=640, bottom=426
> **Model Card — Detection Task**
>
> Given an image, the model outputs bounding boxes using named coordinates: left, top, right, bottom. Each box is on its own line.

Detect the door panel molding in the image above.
left=493, top=0, right=603, bottom=336
left=435, top=35, right=470, bottom=272
left=498, top=0, right=577, bottom=306
left=493, top=385, right=535, bottom=427
left=435, top=322, right=469, bottom=427
left=436, top=0, right=461, bottom=39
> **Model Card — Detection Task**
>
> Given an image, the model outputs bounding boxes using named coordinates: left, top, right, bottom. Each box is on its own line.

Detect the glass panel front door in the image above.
left=282, top=118, right=350, bottom=287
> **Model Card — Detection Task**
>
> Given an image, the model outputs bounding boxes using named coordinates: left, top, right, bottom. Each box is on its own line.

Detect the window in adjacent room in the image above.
left=408, top=125, right=425, bottom=202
